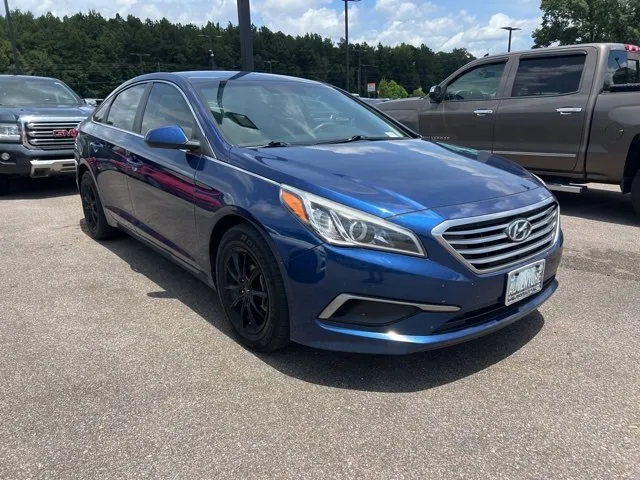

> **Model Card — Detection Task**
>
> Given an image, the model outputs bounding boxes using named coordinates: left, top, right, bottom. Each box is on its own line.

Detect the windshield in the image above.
left=193, top=79, right=410, bottom=147
left=0, top=78, right=82, bottom=107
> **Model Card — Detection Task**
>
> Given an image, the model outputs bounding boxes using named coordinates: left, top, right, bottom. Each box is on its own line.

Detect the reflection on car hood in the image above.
left=229, top=139, right=544, bottom=218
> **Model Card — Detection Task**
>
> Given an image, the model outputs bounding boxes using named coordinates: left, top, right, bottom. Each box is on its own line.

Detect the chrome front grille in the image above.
left=433, top=198, right=560, bottom=273
left=23, top=119, right=83, bottom=150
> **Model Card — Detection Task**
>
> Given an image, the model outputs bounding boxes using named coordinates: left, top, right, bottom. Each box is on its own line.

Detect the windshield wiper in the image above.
left=250, top=140, right=290, bottom=148
left=316, top=135, right=399, bottom=145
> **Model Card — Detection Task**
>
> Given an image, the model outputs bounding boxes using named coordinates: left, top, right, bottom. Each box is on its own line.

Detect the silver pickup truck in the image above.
left=377, top=43, right=640, bottom=215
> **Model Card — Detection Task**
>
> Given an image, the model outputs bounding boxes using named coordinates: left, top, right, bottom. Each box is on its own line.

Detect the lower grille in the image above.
left=432, top=276, right=555, bottom=335
left=23, top=119, right=83, bottom=150
left=433, top=198, right=560, bottom=273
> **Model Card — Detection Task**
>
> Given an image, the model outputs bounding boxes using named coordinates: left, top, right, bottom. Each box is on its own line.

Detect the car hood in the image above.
left=230, top=139, right=544, bottom=218
left=0, top=105, right=93, bottom=122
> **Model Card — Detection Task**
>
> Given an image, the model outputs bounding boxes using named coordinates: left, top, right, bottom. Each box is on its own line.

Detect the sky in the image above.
left=18, top=0, right=543, bottom=57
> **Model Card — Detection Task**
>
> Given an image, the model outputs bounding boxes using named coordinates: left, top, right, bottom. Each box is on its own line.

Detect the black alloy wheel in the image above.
left=216, top=225, right=290, bottom=352
left=80, top=171, right=115, bottom=240
left=223, top=248, right=269, bottom=335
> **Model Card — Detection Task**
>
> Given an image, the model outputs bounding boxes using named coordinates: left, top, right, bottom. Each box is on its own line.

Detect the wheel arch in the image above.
left=622, top=134, right=640, bottom=193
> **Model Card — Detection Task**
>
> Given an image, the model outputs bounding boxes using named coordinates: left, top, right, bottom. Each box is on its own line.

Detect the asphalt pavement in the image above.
left=1, top=178, right=638, bottom=479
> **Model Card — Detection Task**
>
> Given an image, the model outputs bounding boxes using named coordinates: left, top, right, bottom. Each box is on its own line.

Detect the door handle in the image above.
left=473, top=109, right=494, bottom=116
left=126, top=156, right=143, bottom=168
left=556, top=107, right=582, bottom=115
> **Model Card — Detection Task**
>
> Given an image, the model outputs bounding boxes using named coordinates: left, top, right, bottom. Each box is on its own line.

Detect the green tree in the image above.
left=378, top=79, right=408, bottom=99
left=533, top=0, right=640, bottom=47
left=411, top=87, right=424, bottom=97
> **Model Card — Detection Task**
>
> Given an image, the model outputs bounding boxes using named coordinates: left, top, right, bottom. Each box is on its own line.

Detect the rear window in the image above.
left=511, top=54, right=586, bottom=97
left=606, top=49, right=640, bottom=86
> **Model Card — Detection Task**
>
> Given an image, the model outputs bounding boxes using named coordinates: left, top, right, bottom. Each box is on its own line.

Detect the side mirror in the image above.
left=144, top=125, right=201, bottom=151
left=428, top=85, right=443, bottom=103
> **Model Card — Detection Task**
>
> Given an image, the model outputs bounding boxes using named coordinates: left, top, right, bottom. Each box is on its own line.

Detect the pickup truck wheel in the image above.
left=80, top=171, right=115, bottom=240
left=0, top=175, right=10, bottom=196
left=216, top=224, right=290, bottom=352
left=632, top=172, right=640, bottom=216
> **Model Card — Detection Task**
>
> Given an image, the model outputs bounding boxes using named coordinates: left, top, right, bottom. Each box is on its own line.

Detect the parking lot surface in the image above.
left=1, top=178, right=639, bottom=479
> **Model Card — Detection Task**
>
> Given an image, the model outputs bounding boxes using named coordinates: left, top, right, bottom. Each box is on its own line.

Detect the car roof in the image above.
left=124, top=71, right=321, bottom=86
left=0, top=74, right=62, bottom=81
left=483, top=42, right=625, bottom=60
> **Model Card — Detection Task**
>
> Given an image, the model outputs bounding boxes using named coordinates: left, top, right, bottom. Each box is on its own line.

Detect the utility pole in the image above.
left=237, top=0, right=254, bottom=71
left=265, top=60, right=278, bottom=74
left=130, top=53, right=150, bottom=74
left=357, top=47, right=362, bottom=96
left=343, top=0, right=360, bottom=92
left=501, top=26, right=521, bottom=53
left=3, top=0, right=20, bottom=74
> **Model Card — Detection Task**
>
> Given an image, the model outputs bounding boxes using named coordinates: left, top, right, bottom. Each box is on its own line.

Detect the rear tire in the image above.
left=0, top=175, right=10, bottom=196
left=632, top=171, right=640, bottom=216
left=216, top=224, right=290, bottom=352
left=80, top=171, right=115, bottom=240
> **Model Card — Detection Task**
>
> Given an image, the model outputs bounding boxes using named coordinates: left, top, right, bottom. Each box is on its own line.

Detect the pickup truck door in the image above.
left=419, top=59, right=511, bottom=150
left=492, top=50, right=597, bottom=172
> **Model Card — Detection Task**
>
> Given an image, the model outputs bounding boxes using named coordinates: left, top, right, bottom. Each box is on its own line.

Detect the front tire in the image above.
left=632, top=171, right=640, bottom=216
left=216, top=224, right=290, bottom=352
left=80, top=171, right=115, bottom=240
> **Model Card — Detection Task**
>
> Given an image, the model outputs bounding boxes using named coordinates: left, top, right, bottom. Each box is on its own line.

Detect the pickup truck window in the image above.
left=606, top=50, right=640, bottom=86
left=511, top=54, right=585, bottom=97
left=141, top=83, right=195, bottom=139
left=106, top=84, right=147, bottom=132
left=444, top=62, right=506, bottom=101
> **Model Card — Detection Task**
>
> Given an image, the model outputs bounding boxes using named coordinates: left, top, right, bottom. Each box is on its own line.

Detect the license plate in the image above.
left=505, top=260, right=546, bottom=306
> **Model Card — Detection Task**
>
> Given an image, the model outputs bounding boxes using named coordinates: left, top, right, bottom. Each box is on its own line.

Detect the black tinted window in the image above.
left=106, top=84, right=147, bottom=132
left=606, top=50, right=640, bottom=86
left=511, top=55, right=585, bottom=97
left=141, top=83, right=195, bottom=139
left=444, top=62, right=506, bottom=101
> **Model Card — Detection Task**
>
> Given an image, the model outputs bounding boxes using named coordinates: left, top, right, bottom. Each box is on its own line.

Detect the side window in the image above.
left=141, top=83, right=196, bottom=139
left=444, top=62, right=506, bottom=101
left=606, top=50, right=640, bottom=86
left=511, top=55, right=585, bottom=97
left=92, top=98, right=112, bottom=123
left=106, top=84, right=147, bottom=132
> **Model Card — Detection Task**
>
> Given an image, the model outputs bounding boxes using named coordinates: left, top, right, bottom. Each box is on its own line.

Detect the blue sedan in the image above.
left=75, top=71, right=563, bottom=354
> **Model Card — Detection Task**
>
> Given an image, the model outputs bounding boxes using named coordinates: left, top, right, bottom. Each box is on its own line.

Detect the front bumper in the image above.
left=0, top=143, right=77, bottom=177
left=281, top=213, right=563, bottom=355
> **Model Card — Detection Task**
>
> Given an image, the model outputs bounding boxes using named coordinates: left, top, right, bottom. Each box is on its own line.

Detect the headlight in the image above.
left=0, top=123, right=20, bottom=142
left=280, top=186, right=426, bottom=257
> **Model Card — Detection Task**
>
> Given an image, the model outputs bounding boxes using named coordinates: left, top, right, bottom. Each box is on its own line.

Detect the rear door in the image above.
left=420, top=59, right=510, bottom=150
left=126, top=81, right=203, bottom=270
left=88, top=83, right=149, bottom=230
left=492, top=50, right=596, bottom=172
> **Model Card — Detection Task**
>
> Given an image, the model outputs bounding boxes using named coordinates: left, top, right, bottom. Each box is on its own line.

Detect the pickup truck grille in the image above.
left=433, top=198, right=560, bottom=273
left=23, top=120, right=82, bottom=150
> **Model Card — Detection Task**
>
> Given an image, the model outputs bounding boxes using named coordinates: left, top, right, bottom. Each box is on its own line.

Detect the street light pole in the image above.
left=501, top=26, right=521, bottom=53
left=237, top=0, right=254, bottom=71
left=343, top=0, right=360, bottom=92
left=199, top=34, right=222, bottom=70
left=3, top=0, right=21, bottom=74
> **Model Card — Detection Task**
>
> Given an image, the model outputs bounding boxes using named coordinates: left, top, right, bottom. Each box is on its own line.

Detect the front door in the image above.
left=127, top=82, right=203, bottom=270
left=420, top=60, right=509, bottom=151
left=491, top=51, right=595, bottom=172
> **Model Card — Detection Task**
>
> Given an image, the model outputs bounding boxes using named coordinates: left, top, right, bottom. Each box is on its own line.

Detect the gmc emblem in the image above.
left=52, top=129, right=78, bottom=138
